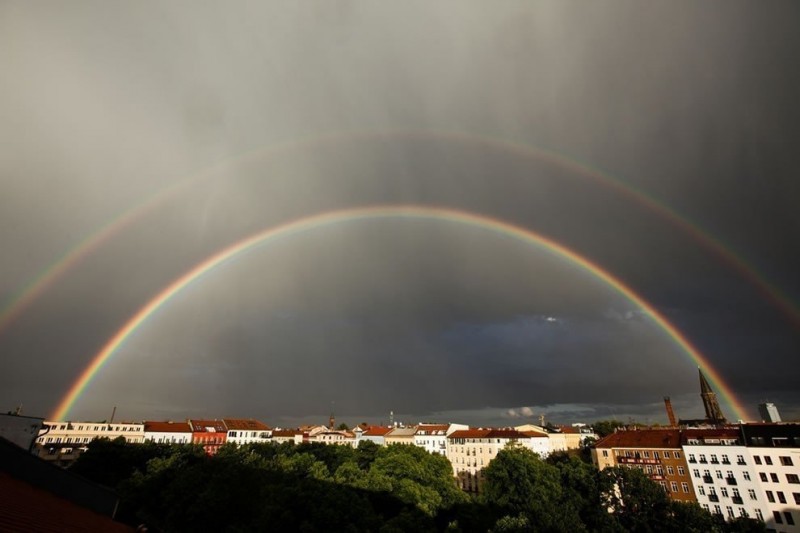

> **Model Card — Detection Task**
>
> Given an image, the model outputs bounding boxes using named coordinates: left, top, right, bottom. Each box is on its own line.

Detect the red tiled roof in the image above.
left=188, top=419, right=227, bottom=432
left=415, top=424, right=449, bottom=435
left=595, top=429, right=682, bottom=449
left=363, top=426, right=393, bottom=437
left=272, top=429, right=302, bottom=437
left=143, top=421, right=192, bottom=433
left=0, top=472, right=134, bottom=532
left=222, top=419, right=271, bottom=431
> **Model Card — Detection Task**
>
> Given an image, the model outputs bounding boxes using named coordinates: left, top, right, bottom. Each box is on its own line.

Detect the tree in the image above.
left=600, top=466, right=672, bottom=532
left=337, top=422, right=350, bottom=431
left=591, top=420, right=626, bottom=438
left=482, top=444, right=566, bottom=531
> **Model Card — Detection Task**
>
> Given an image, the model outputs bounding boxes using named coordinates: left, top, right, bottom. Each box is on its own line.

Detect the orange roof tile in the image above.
left=143, top=421, right=192, bottom=433
left=222, top=419, right=271, bottom=431
left=362, top=426, right=393, bottom=437
left=594, top=429, right=682, bottom=449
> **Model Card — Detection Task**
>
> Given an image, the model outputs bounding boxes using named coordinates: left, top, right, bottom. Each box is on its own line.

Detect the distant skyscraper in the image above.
left=699, top=368, right=727, bottom=424
left=758, top=402, right=781, bottom=423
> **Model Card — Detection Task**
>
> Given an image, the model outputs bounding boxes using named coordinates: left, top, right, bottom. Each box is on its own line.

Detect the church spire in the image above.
left=699, top=368, right=726, bottom=424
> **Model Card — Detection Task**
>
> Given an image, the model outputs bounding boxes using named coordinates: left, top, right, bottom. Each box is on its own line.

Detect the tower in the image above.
left=699, top=368, right=726, bottom=424
left=663, top=396, right=677, bottom=427
left=758, top=402, right=781, bottom=423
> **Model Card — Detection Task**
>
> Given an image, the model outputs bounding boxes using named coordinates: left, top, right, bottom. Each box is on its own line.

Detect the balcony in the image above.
left=726, top=477, right=738, bottom=486
left=710, top=459, right=720, bottom=465
left=703, top=475, right=714, bottom=484
left=688, top=457, right=697, bottom=464
left=699, top=458, right=708, bottom=464
left=722, top=459, right=731, bottom=465
left=708, top=494, right=720, bottom=503
left=736, top=460, right=746, bottom=466
left=732, top=496, right=743, bottom=505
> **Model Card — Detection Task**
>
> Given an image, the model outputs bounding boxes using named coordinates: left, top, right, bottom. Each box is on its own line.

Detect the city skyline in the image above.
left=1, top=3, right=798, bottom=425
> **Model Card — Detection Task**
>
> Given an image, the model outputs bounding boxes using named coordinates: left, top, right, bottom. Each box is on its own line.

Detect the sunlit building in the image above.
left=592, top=429, right=696, bottom=503
left=143, top=420, right=192, bottom=444
left=34, top=420, right=144, bottom=466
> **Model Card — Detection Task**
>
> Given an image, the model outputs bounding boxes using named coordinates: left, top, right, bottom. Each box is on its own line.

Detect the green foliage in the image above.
left=591, top=420, right=626, bottom=438
left=482, top=445, right=566, bottom=532
left=69, top=437, right=175, bottom=488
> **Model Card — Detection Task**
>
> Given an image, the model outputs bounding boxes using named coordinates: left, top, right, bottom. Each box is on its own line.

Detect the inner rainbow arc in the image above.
left=51, top=205, right=751, bottom=422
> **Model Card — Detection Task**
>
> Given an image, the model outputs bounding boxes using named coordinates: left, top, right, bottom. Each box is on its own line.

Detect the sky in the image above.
left=1, top=1, right=798, bottom=428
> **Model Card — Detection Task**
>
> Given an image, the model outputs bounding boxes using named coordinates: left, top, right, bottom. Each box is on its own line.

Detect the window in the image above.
left=764, top=456, right=773, bottom=466
left=693, top=469, right=700, bottom=478
left=770, top=473, right=779, bottom=483
left=714, top=505, right=721, bottom=515
left=748, top=489, right=757, bottom=500
left=682, top=482, right=689, bottom=493
left=687, top=453, right=693, bottom=462
left=671, top=481, right=678, bottom=492
left=656, top=466, right=663, bottom=475
left=722, top=454, right=730, bottom=464
left=778, top=492, right=786, bottom=504
left=698, top=486, right=705, bottom=496
left=659, top=481, right=667, bottom=491
left=736, top=455, right=745, bottom=465
left=674, top=451, right=681, bottom=459
left=760, top=472, right=768, bottom=482
left=726, top=470, right=733, bottom=478
left=602, top=450, right=608, bottom=457
left=743, top=471, right=751, bottom=481
left=785, top=512, right=795, bottom=526
left=739, top=508, right=747, bottom=518
left=755, top=509, right=763, bottom=522
left=766, top=491, right=775, bottom=503
left=794, top=492, right=800, bottom=505
left=711, top=454, right=719, bottom=463
left=716, top=470, right=723, bottom=479
left=677, top=466, right=685, bottom=476
left=774, top=511, right=783, bottom=524
left=643, top=451, right=650, bottom=458
left=754, top=456, right=762, bottom=465
left=779, top=456, right=793, bottom=466
left=726, top=507, right=734, bottom=518
left=732, top=488, right=740, bottom=498
left=787, top=474, right=800, bottom=484
left=702, top=504, right=709, bottom=511
left=700, top=454, right=707, bottom=463
left=667, top=466, right=674, bottom=475
left=721, top=487, right=728, bottom=498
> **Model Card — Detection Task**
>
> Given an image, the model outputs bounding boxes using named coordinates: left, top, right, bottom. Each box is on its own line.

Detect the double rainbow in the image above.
left=51, top=205, right=751, bottom=421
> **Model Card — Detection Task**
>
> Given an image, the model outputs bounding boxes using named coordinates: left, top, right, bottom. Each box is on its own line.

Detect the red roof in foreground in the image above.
left=0, top=472, right=133, bottom=532
left=595, top=429, right=682, bottom=449
left=143, top=421, right=192, bottom=433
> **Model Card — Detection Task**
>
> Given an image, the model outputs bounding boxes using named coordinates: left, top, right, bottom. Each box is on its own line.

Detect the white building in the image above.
left=358, top=426, right=393, bottom=446
left=683, top=428, right=766, bottom=522
left=143, top=420, right=193, bottom=444
left=35, top=420, right=145, bottom=465
left=223, top=419, right=271, bottom=445
left=447, top=428, right=550, bottom=493
left=413, top=423, right=469, bottom=456
left=741, top=424, right=800, bottom=532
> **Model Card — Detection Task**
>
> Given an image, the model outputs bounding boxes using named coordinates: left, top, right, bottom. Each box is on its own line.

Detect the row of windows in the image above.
left=765, top=490, right=800, bottom=505
left=688, top=453, right=747, bottom=465
left=697, top=486, right=743, bottom=499
left=658, top=481, right=690, bottom=493
left=758, top=472, right=800, bottom=484
left=753, top=455, right=794, bottom=466
left=694, top=469, right=746, bottom=482
left=773, top=510, right=795, bottom=526
left=615, top=449, right=681, bottom=460
left=700, top=504, right=753, bottom=520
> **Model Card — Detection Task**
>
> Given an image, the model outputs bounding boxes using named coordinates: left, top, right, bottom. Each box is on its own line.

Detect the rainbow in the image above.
left=51, top=205, right=751, bottom=421
left=4, top=130, right=796, bottom=338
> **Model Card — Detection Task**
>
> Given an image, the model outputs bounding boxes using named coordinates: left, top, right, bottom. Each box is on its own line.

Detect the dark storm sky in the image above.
left=1, top=1, right=798, bottom=426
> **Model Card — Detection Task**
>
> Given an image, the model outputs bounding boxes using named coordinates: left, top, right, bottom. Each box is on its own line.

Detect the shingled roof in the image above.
left=594, top=429, right=682, bottom=449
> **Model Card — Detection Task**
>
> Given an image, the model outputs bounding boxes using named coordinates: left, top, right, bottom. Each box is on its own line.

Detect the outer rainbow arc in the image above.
left=3, top=129, right=795, bottom=339
left=51, top=205, right=750, bottom=422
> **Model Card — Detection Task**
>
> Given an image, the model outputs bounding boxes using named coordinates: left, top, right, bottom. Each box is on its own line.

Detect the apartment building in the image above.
left=592, top=429, right=695, bottom=502
left=414, top=423, right=469, bottom=456
left=34, top=420, right=144, bottom=466
left=143, top=421, right=193, bottom=444
left=223, top=418, right=271, bottom=445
